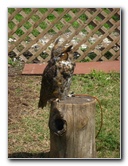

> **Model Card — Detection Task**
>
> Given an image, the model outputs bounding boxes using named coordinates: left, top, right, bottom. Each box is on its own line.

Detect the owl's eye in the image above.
left=58, top=52, right=68, bottom=60
left=58, top=53, right=65, bottom=57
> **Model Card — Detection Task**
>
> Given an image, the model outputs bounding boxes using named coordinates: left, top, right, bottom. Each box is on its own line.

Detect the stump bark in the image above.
left=49, top=95, right=96, bottom=158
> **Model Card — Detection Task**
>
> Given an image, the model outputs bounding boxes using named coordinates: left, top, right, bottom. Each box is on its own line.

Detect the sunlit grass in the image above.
left=8, top=71, right=120, bottom=158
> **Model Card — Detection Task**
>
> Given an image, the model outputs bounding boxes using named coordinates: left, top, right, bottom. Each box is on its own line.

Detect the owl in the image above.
left=38, top=38, right=77, bottom=109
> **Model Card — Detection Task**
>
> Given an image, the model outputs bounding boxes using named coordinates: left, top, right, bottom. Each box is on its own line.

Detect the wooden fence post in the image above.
left=48, top=96, right=96, bottom=158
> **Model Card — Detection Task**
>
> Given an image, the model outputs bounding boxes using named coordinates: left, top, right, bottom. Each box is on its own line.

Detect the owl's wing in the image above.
left=38, top=59, right=57, bottom=108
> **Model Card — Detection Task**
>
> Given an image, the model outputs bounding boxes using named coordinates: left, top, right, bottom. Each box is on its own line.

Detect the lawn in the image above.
left=8, top=66, right=120, bottom=158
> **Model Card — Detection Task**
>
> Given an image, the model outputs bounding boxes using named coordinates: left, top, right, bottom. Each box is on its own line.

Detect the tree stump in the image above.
left=49, top=95, right=96, bottom=158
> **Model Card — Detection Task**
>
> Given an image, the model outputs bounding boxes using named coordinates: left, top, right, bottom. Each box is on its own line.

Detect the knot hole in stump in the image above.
left=49, top=108, right=67, bottom=136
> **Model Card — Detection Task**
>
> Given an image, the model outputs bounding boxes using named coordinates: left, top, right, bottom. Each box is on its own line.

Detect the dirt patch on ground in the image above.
left=8, top=64, right=50, bottom=158
left=8, top=65, right=41, bottom=124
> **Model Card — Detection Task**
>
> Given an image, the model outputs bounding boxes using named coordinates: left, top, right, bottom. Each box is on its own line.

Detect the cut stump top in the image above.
left=53, top=95, right=96, bottom=105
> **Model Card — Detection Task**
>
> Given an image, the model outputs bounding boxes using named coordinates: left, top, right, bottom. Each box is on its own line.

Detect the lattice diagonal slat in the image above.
left=8, top=8, right=120, bottom=63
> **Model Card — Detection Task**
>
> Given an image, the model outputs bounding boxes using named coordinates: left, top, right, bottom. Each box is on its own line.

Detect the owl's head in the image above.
left=51, top=38, right=73, bottom=61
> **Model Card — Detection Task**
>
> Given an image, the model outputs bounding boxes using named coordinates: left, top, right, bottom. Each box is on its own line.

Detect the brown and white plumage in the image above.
left=38, top=38, right=77, bottom=109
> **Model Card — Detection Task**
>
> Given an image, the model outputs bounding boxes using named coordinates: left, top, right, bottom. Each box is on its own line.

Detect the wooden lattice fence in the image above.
left=8, top=8, right=120, bottom=63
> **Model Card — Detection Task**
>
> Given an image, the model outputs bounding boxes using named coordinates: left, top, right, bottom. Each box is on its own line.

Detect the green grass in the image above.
left=15, top=14, right=23, bottom=22
left=8, top=71, right=120, bottom=158
left=71, top=71, right=120, bottom=158
left=8, top=8, right=15, bottom=14
left=23, top=8, right=32, bottom=14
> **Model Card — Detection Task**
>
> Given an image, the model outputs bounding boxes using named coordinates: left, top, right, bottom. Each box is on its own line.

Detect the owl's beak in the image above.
left=53, top=56, right=60, bottom=61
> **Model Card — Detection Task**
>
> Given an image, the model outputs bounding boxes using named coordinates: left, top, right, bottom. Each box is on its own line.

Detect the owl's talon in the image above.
left=67, top=92, right=75, bottom=97
left=55, top=98, right=60, bottom=102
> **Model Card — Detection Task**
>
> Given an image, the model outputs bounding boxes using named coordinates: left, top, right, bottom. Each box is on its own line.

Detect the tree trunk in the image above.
left=49, top=95, right=96, bottom=158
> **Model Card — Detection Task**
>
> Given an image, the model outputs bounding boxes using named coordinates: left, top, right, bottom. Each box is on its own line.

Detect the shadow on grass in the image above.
left=8, top=151, right=50, bottom=159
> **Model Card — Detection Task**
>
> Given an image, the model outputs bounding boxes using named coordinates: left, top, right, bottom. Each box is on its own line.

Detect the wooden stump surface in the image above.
left=49, top=95, right=96, bottom=158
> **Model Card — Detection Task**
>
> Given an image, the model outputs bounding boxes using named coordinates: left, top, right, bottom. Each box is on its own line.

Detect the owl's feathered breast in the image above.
left=43, top=59, right=75, bottom=93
